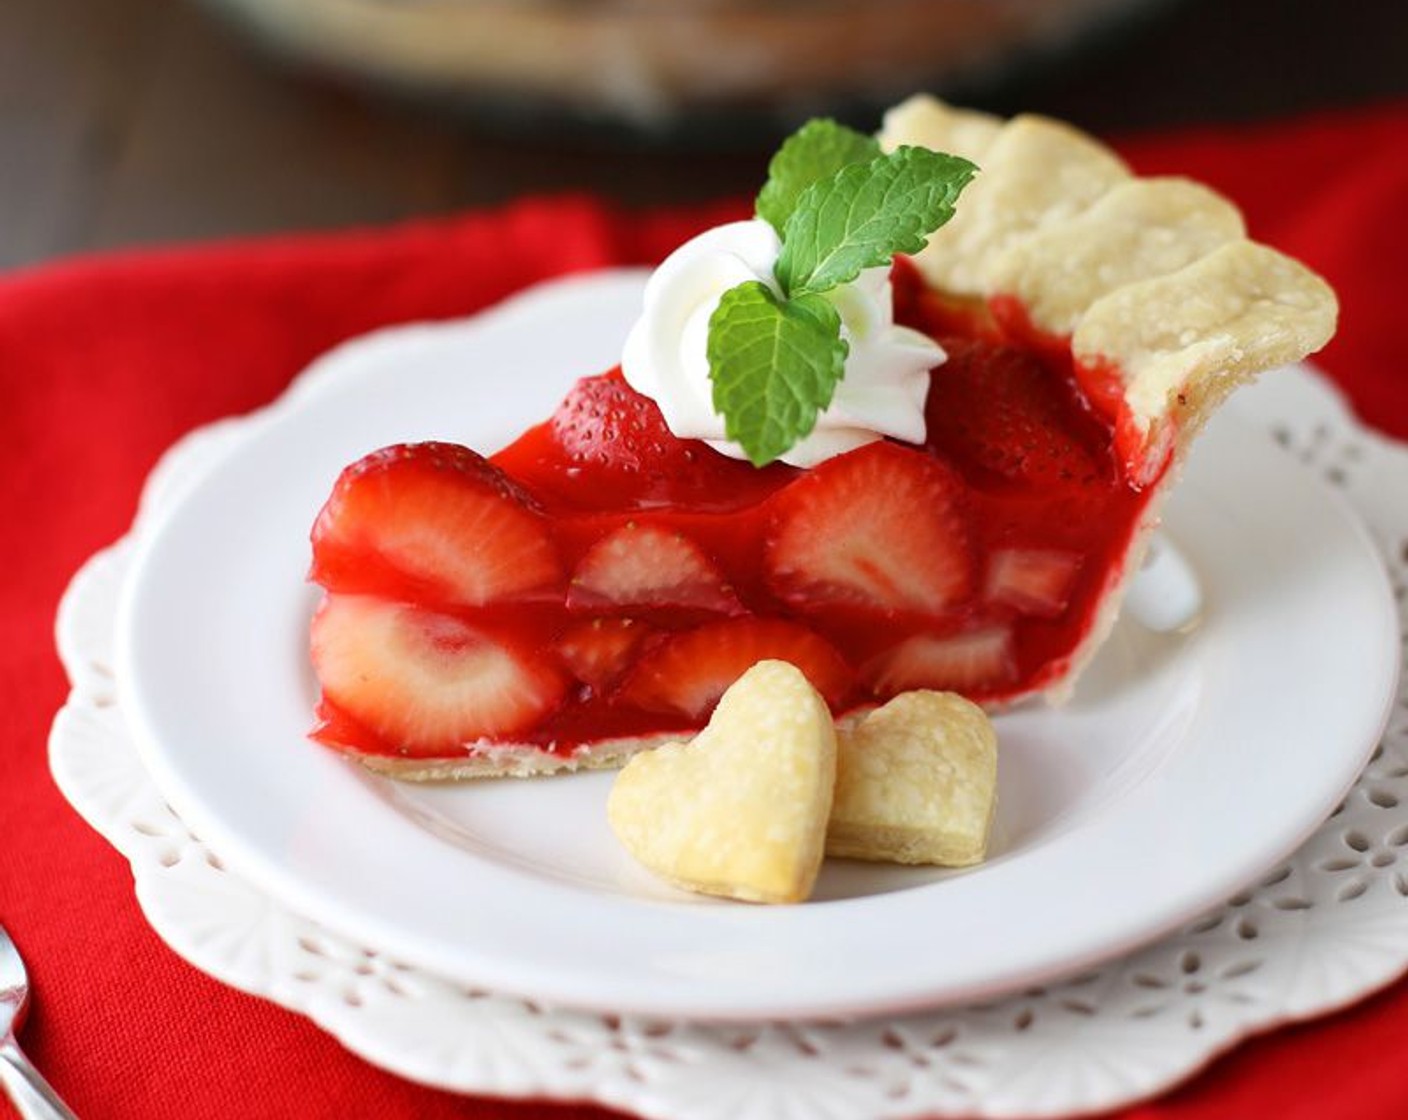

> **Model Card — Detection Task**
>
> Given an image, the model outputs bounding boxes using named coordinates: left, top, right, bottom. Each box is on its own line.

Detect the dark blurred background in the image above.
left=2, top=0, right=1404, bottom=271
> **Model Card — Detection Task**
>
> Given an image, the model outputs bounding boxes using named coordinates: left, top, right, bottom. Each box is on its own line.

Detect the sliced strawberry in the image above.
left=619, top=618, right=853, bottom=720
left=566, top=524, right=741, bottom=614
left=864, top=628, right=1016, bottom=697
left=925, top=338, right=1109, bottom=487
left=764, top=441, right=974, bottom=615
left=558, top=617, right=652, bottom=693
left=985, top=548, right=1083, bottom=617
left=310, top=594, right=567, bottom=755
left=310, top=441, right=561, bottom=607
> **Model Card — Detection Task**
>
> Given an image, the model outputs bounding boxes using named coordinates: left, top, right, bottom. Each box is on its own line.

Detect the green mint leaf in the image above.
left=707, top=282, right=847, bottom=467
left=775, top=146, right=977, bottom=297
left=755, top=119, right=881, bottom=239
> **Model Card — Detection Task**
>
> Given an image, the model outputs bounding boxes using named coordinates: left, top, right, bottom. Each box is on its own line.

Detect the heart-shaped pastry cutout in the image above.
left=827, top=691, right=997, bottom=866
left=607, top=660, right=835, bottom=904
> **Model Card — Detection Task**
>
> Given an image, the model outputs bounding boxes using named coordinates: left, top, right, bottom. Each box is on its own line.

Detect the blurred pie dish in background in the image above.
left=199, top=0, right=1173, bottom=130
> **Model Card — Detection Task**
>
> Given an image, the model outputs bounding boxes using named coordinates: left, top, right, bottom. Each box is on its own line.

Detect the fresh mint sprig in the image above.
left=707, top=283, right=847, bottom=469
left=775, top=146, right=975, bottom=297
left=755, top=119, right=881, bottom=238
left=707, top=119, right=976, bottom=466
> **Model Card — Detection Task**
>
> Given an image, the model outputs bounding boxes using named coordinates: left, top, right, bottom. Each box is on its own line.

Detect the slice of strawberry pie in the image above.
left=307, top=97, right=1337, bottom=780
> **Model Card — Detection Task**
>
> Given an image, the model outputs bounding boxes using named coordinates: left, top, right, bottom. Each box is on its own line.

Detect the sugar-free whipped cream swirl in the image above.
left=621, top=219, right=945, bottom=468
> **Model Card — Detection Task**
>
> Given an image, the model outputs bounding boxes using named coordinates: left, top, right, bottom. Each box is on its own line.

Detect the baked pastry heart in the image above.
left=828, top=690, right=997, bottom=867
left=305, top=97, right=1336, bottom=780
left=607, top=660, right=836, bottom=904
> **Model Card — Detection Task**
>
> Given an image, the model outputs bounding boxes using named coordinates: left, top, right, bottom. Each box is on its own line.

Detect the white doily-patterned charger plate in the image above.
left=50, top=274, right=1408, bottom=1118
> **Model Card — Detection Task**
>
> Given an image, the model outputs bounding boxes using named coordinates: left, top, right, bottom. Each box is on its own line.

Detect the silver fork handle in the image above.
left=0, top=1036, right=79, bottom=1120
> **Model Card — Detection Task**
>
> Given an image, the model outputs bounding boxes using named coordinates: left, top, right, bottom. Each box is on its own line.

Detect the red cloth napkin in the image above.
left=2, top=100, right=1406, bottom=1120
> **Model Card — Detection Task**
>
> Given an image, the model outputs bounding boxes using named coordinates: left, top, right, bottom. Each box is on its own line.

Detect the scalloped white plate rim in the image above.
left=113, top=270, right=1400, bottom=1021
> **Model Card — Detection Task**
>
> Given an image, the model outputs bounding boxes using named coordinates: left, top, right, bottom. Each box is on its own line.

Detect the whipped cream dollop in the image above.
left=621, top=219, right=945, bottom=468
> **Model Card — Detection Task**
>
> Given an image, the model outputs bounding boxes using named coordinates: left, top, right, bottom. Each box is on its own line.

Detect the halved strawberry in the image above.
left=557, top=617, right=652, bottom=693
left=310, top=441, right=561, bottom=607
left=864, top=628, right=1016, bottom=697
left=619, top=618, right=853, bottom=720
left=926, top=338, right=1108, bottom=487
left=566, top=524, right=741, bottom=614
left=764, top=441, right=974, bottom=615
left=494, top=371, right=785, bottom=511
left=310, top=594, right=567, bottom=755
left=548, top=371, right=689, bottom=479
left=985, top=548, right=1083, bottom=617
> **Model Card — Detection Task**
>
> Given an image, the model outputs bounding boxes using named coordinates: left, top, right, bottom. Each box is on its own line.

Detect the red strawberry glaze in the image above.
left=891, top=259, right=1162, bottom=481
left=309, top=263, right=1173, bottom=763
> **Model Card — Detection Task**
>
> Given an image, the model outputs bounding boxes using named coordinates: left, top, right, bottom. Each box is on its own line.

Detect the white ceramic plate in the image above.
left=115, top=271, right=1398, bottom=1021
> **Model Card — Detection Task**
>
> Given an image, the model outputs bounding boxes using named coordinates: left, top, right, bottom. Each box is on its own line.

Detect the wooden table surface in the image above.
left=2, top=0, right=1405, bottom=271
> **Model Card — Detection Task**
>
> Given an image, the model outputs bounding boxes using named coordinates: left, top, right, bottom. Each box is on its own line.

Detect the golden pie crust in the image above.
left=881, top=94, right=1338, bottom=474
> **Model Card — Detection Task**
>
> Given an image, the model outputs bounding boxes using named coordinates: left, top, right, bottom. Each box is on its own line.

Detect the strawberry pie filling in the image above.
left=308, top=263, right=1168, bottom=762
